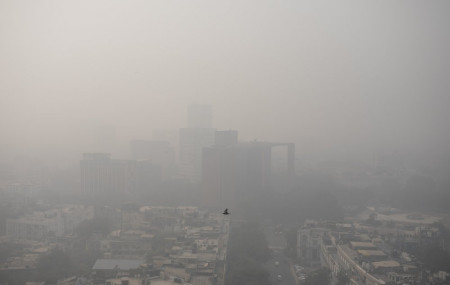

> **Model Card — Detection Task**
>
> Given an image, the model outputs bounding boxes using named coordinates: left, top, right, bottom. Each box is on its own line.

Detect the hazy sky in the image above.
left=1, top=1, right=449, bottom=164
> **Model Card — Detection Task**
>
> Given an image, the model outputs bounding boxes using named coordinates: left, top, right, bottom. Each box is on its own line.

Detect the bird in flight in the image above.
left=222, top=208, right=230, bottom=215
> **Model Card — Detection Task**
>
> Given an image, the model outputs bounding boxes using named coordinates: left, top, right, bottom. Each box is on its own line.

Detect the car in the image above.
left=277, top=274, right=283, bottom=281
left=275, top=261, right=279, bottom=267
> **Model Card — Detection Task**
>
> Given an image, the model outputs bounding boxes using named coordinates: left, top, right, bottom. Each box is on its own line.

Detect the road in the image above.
left=264, top=226, right=297, bottom=285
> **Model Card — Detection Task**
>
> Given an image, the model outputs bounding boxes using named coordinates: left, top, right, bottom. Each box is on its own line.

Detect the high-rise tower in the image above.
left=179, top=105, right=215, bottom=182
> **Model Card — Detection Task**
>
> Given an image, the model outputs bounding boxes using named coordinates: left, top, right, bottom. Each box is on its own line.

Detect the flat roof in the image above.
left=93, top=259, right=143, bottom=270
left=350, top=241, right=376, bottom=248
left=358, top=250, right=387, bottom=257
left=372, top=260, right=401, bottom=268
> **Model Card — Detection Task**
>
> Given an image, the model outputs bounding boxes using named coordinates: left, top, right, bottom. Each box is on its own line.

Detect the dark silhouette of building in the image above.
left=80, top=153, right=136, bottom=196
left=179, top=105, right=215, bottom=182
left=201, top=135, right=295, bottom=209
left=80, top=153, right=161, bottom=197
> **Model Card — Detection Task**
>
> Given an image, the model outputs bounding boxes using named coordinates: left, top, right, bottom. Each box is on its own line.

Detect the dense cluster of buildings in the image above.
left=79, top=104, right=295, bottom=209
left=297, top=209, right=448, bottom=285
left=6, top=205, right=93, bottom=241
left=0, top=205, right=229, bottom=285
left=0, top=104, right=298, bottom=285
left=91, top=206, right=230, bottom=285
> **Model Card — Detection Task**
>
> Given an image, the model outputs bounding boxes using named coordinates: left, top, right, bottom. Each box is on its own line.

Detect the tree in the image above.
left=337, top=270, right=350, bottom=285
left=35, top=248, right=72, bottom=283
left=411, top=243, right=450, bottom=272
left=366, top=213, right=381, bottom=226
left=75, top=217, right=112, bottom=238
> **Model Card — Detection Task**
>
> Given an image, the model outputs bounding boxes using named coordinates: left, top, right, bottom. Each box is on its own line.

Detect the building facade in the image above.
left=80, top=153, right=137, bottom=196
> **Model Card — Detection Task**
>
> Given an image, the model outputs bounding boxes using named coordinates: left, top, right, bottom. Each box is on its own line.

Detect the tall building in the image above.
left=179, top=105, right=215, bottom=182
left=80, top=153, right=136, bottom=196
left=179, top=128, right=215, bottom=182
left=297, top=222, right=328, bottom=266
left=202, top=142, right=270, bottom=209
left=81, top=153, right=162, bottom=196
left=202, top=140, right=295, bottom=209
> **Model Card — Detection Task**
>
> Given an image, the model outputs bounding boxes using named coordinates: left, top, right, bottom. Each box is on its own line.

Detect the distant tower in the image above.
left=80, top=153, right=136, bottom=196
left=179, top=128, right=215, bottom=182
left=179, top=105, right=215, bottom=182
left=202, top=140, right=295, bottom=209
left=201, top=141, right=271, bottom=209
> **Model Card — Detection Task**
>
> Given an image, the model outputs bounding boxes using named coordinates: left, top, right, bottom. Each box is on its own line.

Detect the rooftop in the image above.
left=358, top=250, right=387, bottom=257
left=92, top=259, right=143, bottom=270
left=350, top=241, right=377, bottom=248
left=372, top=260, right=401, bottom=269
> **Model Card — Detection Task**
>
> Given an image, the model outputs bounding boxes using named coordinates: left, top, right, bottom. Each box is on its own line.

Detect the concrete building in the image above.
left=179, top=128, right=215, bottom=182
left=6, top=205, right=93, bottom=241
left=80, top=153, right=137, bottom=196
left=202, top=140, right=295, bottom=209
left=178, top=105, right=216, bottom=182
left=92, top=259, right=144, bottom=283
left=297, top=224, right=328, bottom=265
left=80, top=154, right=161, bottom=197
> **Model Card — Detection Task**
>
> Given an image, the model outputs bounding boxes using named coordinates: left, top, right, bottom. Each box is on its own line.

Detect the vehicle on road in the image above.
left=277, top=274, right=283, bottom=281
left=275, top=261, right=279, bottom=266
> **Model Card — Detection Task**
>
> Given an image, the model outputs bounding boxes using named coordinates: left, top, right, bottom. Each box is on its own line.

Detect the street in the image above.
left=264, top=226, right=297, bottom=285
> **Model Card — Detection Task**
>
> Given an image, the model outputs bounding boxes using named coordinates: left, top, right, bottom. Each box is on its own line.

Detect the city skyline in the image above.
left=1, top=1, right=450, bottom=167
